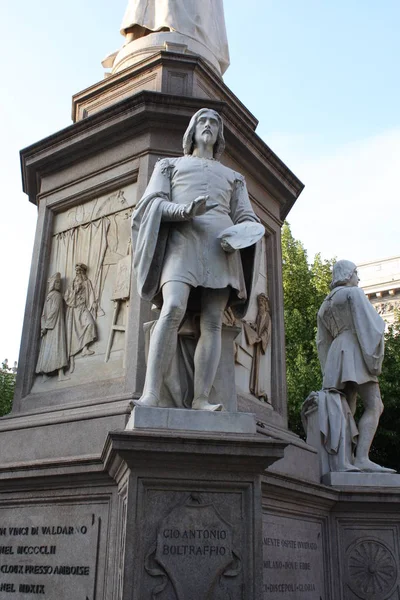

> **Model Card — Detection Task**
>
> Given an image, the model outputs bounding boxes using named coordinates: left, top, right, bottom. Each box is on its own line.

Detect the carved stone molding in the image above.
left=345, top=538, right=397, bottom=600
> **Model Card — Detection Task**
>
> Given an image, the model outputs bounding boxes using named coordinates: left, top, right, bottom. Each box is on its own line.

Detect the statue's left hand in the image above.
left=220, top=235, right=236, bottom=253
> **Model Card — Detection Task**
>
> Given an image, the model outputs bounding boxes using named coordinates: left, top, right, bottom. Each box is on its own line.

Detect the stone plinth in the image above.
left=322, top=471, right=400, bottom=487
left=103, top=429, right=286, bottom=600
left=127, top=406, right=257, bottom=433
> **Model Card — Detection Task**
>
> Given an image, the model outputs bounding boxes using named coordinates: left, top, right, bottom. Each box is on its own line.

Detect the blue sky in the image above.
left=1, top=1, right=399, bottom=361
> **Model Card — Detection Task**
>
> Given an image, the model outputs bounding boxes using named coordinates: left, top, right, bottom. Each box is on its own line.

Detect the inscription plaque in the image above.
left=0, top=504, right=101, bottom=598
left=146, top=494, right=241, bottom=600
left=262, top=514, right=324, bottom=599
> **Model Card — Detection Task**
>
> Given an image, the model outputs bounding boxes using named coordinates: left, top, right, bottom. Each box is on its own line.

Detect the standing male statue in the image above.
left=120, top=0, right=230, bottom=73
left=131, top=108, right=262, bottom=411
left=317, top=260, right=394, bottom=472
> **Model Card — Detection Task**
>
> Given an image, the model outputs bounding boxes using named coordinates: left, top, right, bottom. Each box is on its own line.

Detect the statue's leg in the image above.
left=138, top=282, right=190, bottom=407
left=192, top=288, right=230, bottom=411
left=354, top=382, right=395, bottom=472
left=344, top=381, right=358, bottom=415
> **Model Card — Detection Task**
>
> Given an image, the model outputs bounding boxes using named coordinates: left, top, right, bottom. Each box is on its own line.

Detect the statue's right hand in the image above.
left=183, top=195, right=217, bottom=218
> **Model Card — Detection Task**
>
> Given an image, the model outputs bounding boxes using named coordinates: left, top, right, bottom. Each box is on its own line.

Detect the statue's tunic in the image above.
left=317, top=285, right=385, bottom=389
left=132, top=156, right=259, bottom=316
left=120, top=0, right=230, bottom=73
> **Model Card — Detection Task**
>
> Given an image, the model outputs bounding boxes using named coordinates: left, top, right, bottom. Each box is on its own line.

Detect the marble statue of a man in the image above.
left=317, top=260, right=394, bottom=473
left=132, top=108, right=261, bottom=411
left=120, top=0, right=230, bottom=73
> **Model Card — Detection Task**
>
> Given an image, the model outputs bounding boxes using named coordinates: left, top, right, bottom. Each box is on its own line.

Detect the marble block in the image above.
left=126, top=406, right=257, bottom=434
left=322, top=471, right=400, bottom=487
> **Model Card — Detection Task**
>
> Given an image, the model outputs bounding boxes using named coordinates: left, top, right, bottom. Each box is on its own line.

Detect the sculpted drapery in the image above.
left=121, top=0, right=230, bottom=73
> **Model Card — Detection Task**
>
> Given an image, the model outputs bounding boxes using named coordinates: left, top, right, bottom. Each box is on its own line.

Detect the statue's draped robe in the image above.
left=36, top=290, right=68, bottom=374
left=121, top=0, right=230, bottom=73
left=132, top=155, right=260, bottom=407
left=64, top=278, right=97, bottom=357
left=317, top=285, right=385, bottom=389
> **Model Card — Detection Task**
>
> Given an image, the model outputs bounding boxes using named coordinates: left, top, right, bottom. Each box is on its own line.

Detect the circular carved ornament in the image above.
left=346, top=538, right=398, bottom=600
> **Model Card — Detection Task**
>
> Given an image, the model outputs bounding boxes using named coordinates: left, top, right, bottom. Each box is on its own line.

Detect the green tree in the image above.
left=282, top=223, right=334, bottom=436
left=369, top=321, right=400, bottom=471
left=0, top=359, right=16, bottom=416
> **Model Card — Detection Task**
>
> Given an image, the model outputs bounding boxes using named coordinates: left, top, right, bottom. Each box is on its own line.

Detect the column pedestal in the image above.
left=103, top=429, right=286, bottom=600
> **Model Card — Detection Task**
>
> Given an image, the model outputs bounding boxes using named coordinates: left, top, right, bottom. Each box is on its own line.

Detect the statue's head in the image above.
left=183, top=108, right=225, bottom=160
left=75, top=263, right=88, bottom=277
left=330, top=260, right=359, bottom=289
left=48, top=272, right=61, bottom=292
left=257, top=293, right=270, bottom=312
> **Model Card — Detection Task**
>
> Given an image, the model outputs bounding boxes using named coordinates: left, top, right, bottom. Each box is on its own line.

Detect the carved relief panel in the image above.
left=337, top=520, right=400, bottom=600
left=32, top=184, right=137, bottom=392
left=135, top=481, right=252, bottom=600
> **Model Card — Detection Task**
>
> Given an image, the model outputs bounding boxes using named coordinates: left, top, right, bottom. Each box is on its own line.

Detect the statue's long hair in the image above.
left=330, top=260, right=357, bottom=289
left=182, top=108, right=225, bottom=160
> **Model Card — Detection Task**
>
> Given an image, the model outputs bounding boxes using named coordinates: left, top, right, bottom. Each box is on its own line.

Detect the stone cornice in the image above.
left=21, top=90, right=303, bottom=219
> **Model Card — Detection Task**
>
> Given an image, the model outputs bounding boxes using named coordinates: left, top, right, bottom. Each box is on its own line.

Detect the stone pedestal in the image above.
left=102, top=429, right=286, bottom=600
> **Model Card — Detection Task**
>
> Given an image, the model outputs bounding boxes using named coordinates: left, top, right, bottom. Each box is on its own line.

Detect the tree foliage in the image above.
left=282, top=222, right=334, bottom=436
left=369, top=321, right=400, bottom=471
left=0, top=359, right=16, bottom=416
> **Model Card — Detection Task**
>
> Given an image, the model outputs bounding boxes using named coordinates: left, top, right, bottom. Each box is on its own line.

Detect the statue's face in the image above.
left=54, top=279, right=61, bottom=291
left=349, top=269, right=360, bottom=287
left=194, top=110, right=219, bottom=149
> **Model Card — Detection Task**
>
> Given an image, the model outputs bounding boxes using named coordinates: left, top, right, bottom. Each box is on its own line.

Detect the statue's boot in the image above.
left=354, top=458, right=396, bottom=473
left=192, top=396, right=223, bottom=411
left=134, top=392, right=160, bottom=408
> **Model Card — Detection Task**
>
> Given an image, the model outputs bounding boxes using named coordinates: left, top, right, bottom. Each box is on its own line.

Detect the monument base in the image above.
left=126, top=405, right=257, bottom=434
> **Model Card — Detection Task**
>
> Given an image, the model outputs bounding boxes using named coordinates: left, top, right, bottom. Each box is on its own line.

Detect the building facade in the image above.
left=358, top=255, right=400, bottom=326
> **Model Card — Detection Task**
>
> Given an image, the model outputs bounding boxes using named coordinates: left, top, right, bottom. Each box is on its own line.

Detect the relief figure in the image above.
left=64, top=263, right=97, bottom=372
left=36, top=272, right=68, bottom=381
left=243, top=293, right=271, bottom=401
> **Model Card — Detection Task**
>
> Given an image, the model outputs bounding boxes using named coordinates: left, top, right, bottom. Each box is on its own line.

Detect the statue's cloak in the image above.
left=317, top=285, right=385, bottom=389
